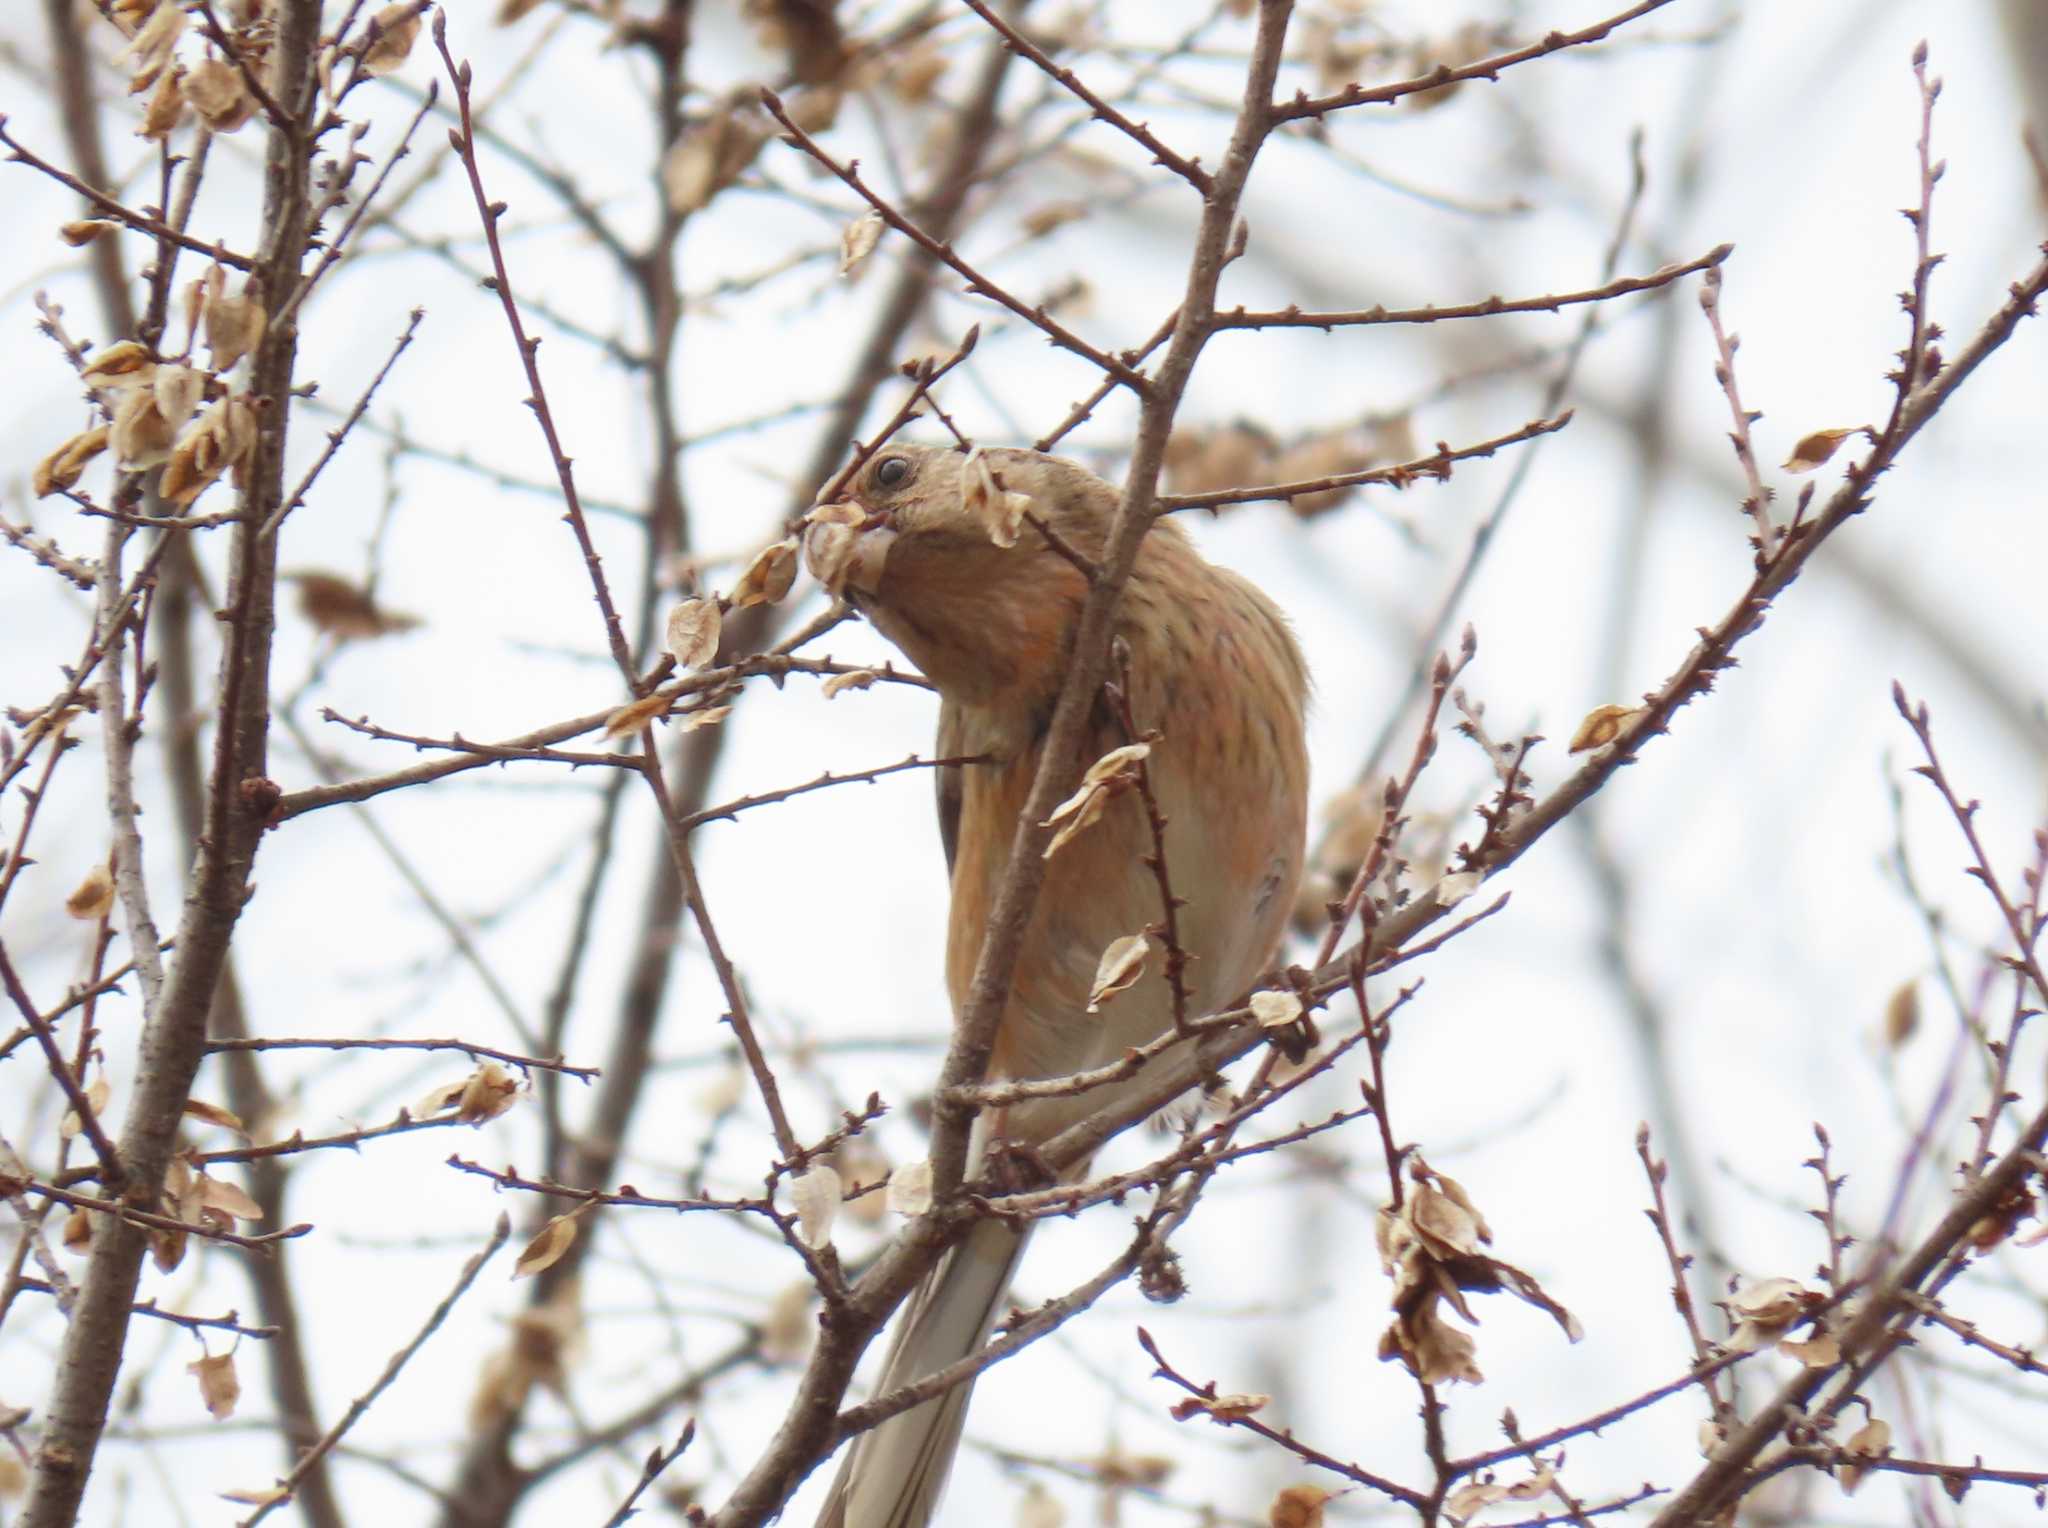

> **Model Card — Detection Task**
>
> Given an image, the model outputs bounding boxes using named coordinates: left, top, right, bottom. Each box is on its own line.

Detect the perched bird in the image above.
left=804, top=443, right=1310, bottom=1528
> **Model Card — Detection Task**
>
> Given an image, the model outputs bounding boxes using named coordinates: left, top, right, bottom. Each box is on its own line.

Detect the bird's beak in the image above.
left=802, top=498, right=897, bottom=598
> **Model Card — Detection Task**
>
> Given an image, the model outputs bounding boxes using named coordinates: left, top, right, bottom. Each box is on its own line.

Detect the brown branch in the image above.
left=445, top=1157, right=761, bottom=1215
left=1894, top=686, right=2048, bottom=1023
left=1155, top=411, right=1572, bottom=512
left=600, top=1421, right=695, bottom=1528
left=238, top=1214, right=510, bottom=1527
left=1035, top=309, right=1177, bottom=452
left=1138, top=1328, right=1427, bottom=1506
left=686, top=753, right=992, bottom=831
left=20, top=0, right=324, bottom=1511
left=0, top=952, right=160, bottom=1066
left=25, top=1179, right=313, bottom=1255
left=0, top=944, right=124, bottom=1184
left=0, top=513, right=96, bottom=588
left=1026, top=234, right=2048, bottom=1200
left=957, top=0, right=1213, bottom=193
left=202, top=1035, right=598, bottom=1079
left=266, top=307, right=426, bottom=536
left=1106, top=647, right=1191, bottom=1033
left=12, top=1278, right=279, bottom=1340
left=759, top=90, right=1150, bottom=392
left=275, top=80, right=441, bottom=330
left=1273, top=0, right=1686, bottom=121
left=1636, top=1125, right=1729, bottom=1422
left=268, top=654, right=921, bottom=820
left=708, top=9, right=1301, bottom=1523
left=635, top=724, right=800, bottom=1162
left=1902, top=1291, right=2048, bottom=1377
left=1650, top=1098, right=2048, bottom=1519
left=190, top=0, right=292, bottom=132
left=0, top=120, right=257, bottom=269
left=1213, top=245, right=1730, bottom=330
left=432, top=15, right=637, bottom=685
left=1696, top=266, right=1777, bottom=560
left=436, top=16, right=1037, bottom=1521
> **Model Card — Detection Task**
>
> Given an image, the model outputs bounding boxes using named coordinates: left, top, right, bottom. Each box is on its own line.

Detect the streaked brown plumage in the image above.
left=804, top=444, right=1309, bottom=1528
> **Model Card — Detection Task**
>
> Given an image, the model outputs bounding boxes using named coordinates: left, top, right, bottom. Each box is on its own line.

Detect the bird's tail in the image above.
left=815, top=1215, right=1031, bottom=1528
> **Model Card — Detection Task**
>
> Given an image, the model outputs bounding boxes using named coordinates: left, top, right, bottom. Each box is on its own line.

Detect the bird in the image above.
left=802, top=442, right=1310, bottom=1528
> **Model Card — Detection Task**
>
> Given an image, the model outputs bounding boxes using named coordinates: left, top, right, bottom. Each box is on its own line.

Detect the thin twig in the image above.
left=238, top=1214, right=512, bottom=1526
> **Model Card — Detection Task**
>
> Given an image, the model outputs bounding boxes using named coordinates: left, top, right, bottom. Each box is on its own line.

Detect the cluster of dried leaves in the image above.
left=1375, top=1160, right=1580, bottom=1386
left=38, top=319, right=259, bottom=508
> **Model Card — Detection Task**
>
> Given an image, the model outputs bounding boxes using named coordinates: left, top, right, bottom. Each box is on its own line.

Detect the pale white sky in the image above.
left=3, top=1, right=2046, bottom=1523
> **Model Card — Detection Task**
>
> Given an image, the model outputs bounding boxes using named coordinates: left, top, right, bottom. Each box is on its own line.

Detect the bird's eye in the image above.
left=874, top=455, right=912, bottom=490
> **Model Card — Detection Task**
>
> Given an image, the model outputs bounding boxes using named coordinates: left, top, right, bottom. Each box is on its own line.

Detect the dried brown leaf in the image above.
left=1087, top=1450, right=1174, bottom=1489
left=1268, top=1485, right=1330, bottom=1528
left=162, top=395, right=257, bottom=505
left=183, top=1100, right=247, bottom=1134
left=1271, top=431, right=1375, bottom=516
left=604, top=692, right=670, bottom=739
left=731, top=541, right=798, bottom=609
left=188, top=1351, right=240, bottom=1419
left=457, top=1061, right=521, bottom=1124
left=220, top=1487, right=292, bottom=1508
left=34, top=425, right=112, bottom=499
left=790, top=1163, right=841, bottom=1248
left=290, top=572, right=420, bottom=641
left=1087, top=932, right=1151, bottom=1012
left=1784, top=427, right=1857, bottom=473
left=661, top=108, right=768, bottom=214
left=1778, top=1331, right=1840, bottom=1367
left=198, top=1175, right=264, bottom=1222
left=677, top=703, right=732, bottom=732
left=119, top=0, right=185, bottom=80
left=152, top=363, right=204, bottom=433
left=1838, top=1416, right=1890, bottom=1495
left=202, top=271, right=267, bottom=372
left=66, top=865, right=115, bottom=921
left=886, top=1158, right=932, bottom=1217
left=61, top=1076, right=111, bottom=1140
left=838, top=210, right=883, bottom=278
left=1249, top=989, right=1303, bottom=1029
left=1164, top=422, right=1275, bottom=499
left=1445, top=1482, right=1507, bottom=1526
left=513, top=1209, right=582, bottom=1280
left=81, top=341, right=155, bottom=393
left=1170, top=1391, right=1270, bottom=1423
left=960, top=446, right=1032, bottom=548
left=110, top=387, right=176, bottom=469
left=362, top=2, right=421, bottom=75
left=1724, top=1276, right=1819, bottom=1352
left=152, top=1224, right=188, bottom=1273
left=184, top=58, right=255, bottom=133
left=138, top=65, right=186, bottom=139
left=820, top=668, right=878, bottom=699
left=412, top=1076, right=468, bottom=1119
left=1882, top=979, right=1918, bottom=1049
left=1434, top=869, right=1483, bottom=907
left=663, top=597, right=722, bottom=667
left=885, top=42, right=947, bottom=102
left=1568, top=702, right=1640, bottom=754
left=1042, top=743, right=1148, bottom=858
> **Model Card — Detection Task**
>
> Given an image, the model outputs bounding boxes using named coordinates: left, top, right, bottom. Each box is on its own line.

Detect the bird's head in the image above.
left=803, top=443, right=1111, bottom=706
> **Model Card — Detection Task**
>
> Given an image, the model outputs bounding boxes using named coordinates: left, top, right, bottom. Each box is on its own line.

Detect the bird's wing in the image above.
left=934, top=699, right=964, bottom=877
